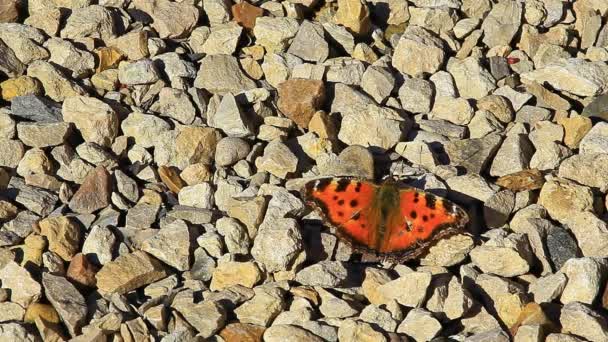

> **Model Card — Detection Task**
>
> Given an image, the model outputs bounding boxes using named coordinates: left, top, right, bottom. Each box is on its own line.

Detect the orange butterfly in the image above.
left=302, top=177, right=469, bottom=261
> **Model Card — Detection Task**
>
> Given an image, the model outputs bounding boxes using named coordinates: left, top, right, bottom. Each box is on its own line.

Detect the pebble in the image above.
left=255, top=139, right=298, bottom=178
left=447, top=57, right=496, bottom=99
left=338, top=319, right=387, bottom=342
left=141, top=220, right=192, bottom=271
left=174, top=300, right=226, bottom=338
left=96, top=250, right=169, bottom=294
left=560, top=302, right=608, bottom=342
left=444, top=133, right=502, bottom=174
left=399, top=78, right=433, bottom=114
left=277, top=79, right=325, bottom=129
left=194, top=54, right=257, bottom=94
left=42, top=273, right=87, bottom=336
left=392, top=25, right=446, bottom=76
left=0, top=261, right=41, bottom=308
left=234, top=286, right=286, bottom=326
left=338, top=105, right=407, bottom=150
left=560, top=257, right=606, bottom=305
left=210, top=261, right=262, bottom=291
left=252, top=218, right=304, bottom=273
left=397, top=308, right=442, bottom=340
left=62, top=95, right=118, bottom=147
left=39, top=216, right=81, bottom=261
left=538, top=178, right=594, bottom=223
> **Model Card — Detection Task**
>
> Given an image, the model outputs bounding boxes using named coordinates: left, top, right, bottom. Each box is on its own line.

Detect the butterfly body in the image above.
left=302, top=177, right=469, bottom=261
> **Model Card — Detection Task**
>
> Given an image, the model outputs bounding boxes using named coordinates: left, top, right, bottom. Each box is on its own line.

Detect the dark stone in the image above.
left=545, top=225, right=580, bottom=271
left=444, top=133, right=503, bottom=174
left=191, top=248, right=216, bottom=282
left=5, top=177, right=58, bottom=216
left=488, top=56, right=510, bottom=80
left=582, top=93, right=608, bottom=122
left=10, top=95, right=63, bottom=122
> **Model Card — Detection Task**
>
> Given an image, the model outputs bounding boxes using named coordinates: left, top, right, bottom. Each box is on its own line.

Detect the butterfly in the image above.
left=302, top=177, right=469, bottom=261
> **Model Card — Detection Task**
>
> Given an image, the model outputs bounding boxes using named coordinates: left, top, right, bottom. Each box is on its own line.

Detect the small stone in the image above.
left=67, top=253, right=98, bottom=287
left=277, top=79, right=325, bottom=129
left=60, top=4, right=116, bottom=40
left=174, top=301, right=226, bottom=338
left=42, top=273, right=87, bottom=337
left=447, top=57, right=497, bottom=99
left=481, top=0, right=523, bottom=47
left=209, top=94, right=254, bottom=137
left=397, top=308, right=442, bottom=341
left=27, top=60, right=87, bottom=102
left=62, top=96, right=118, bottom=147
left=210, top=261, right=262, bottom=291
left=538, top=178, right=594, bottom=223
left=117, top=59, right=159, bottom=85
left=7, top=177, right=58, bottom=216
left=0, top=76, right=42, bottom=101
left=560, top=302, right=608, bottom=342
left=496, top=169, right=544, bottom=192
left=446, top=174, right=499, bottom=202
left=194, top=55, right=257, bottom=94
left=232, top=2, right=264, bottom=30
left=252, top=218, right=304, bottom=273
left=202, top=22, right=243, bottom=55
left=392, top=25, right=445, bottom=76
left=558, top=115, right=592, bottom=149
left=325, top=57, right=365, bottom=85
left=234, top=286, right=286, bottom=327
left=0, top=262, right=41, bottom=308
left=96, top=250, right=169, bottom=294
left=214, top=137, right=251, bottom=167
left=132, top=0, right=199, bottom=38
left=264, top=325, right=324, bottom=342
left=24, top=303, right=60, bottom=325
left=255, top=140, right=298, bottom=178
left=69, top=166, right=111, bottom=214
left=489, top=134, right=534, bottom=177
left=295, top=261, right=349, bottom=287
left=179, top=183, right=215, bottom=209
left=253, top=17, right=299, bottom=53
left=39, top=216, right=81, bottom=261
left=444, top=133, right=502, bottom=174
left=121, top=112, right=171, bottom=149
left=431, top=96, right=474, bottom=125
left=377, top=271, right=432, bottom=307
left=560, top=257, right=605, bottom=305
left=338, top=319, right=387, bottom=342
left=359, top=304, right=398, bottom=332
left=421, top=234, right=475, bottom=267
left=82, top=225, right=116, bottom=266
left=339, top=105, right=407, bottom=150
left=0, top=38, right=24, bottom=77
left=361, top=66, right=395, bottom=104
left=484, top=190, right=516, bottom=228
left=17, top=122, right=70, bottom=148
left=521, top=58, right=608, bottom=97
left=579, top=121, right=608, bottom=154
left=287, top=21, right=329, bottom=63
left=10, top=95, right=62, bottom=123
left=398, top=78, right=433, bottom=114
left=335, top=0, right=371, bottom=35
left=16, top=147, right=52, bottom=177
left=156, top=87, right=196, bottom=124
left=317, top=145, right=375, bottom=178
left=546, top=224, right=580, bottom=271
left=493, top=86, right=533, bottom=112
left=470, top=233, right=533, bottom=277
left=529, top=272, right=567, bottom=304
left=141, top=220, right=192, bottom=271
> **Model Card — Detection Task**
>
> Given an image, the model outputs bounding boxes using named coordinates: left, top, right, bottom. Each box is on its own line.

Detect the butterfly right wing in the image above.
left=302, top=178, right=381, bottom=250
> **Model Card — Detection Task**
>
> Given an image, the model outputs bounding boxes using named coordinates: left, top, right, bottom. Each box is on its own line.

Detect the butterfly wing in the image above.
left=302, top=178, right=381, bottom=251
left=380, top=187, right=469, bottom=257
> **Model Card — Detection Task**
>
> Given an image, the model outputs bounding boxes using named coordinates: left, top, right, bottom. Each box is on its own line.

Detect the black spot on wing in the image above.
left=352, top=212, right=360, bottom=220
left=443, top=200, right=454, bottom=213
left=410, top=210, right=417, bottom=219
left=335, top=179, right=350, bottom=192
left=350, top=199, right=358, bottom=207
left=315, top=178, right=332, bottom=191
left=422, top=215, right=428, bottom=222
left=425, top=193, right=436, bottom=209
left=355, top=182, right=362, bottom=192
left=338, top=199, right=345, bottom=205
left=338, top=211, right=344, bottom=217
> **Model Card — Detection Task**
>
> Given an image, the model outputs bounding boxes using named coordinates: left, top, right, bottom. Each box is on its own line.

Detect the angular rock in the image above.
left=0, top=261, right=41, bottom=308
left=481, top=0, right=523, bottom=47
left=174, top=300, right=226, bottom=338
left=490, top=134, right=535, bottom=177
left=62, top=96, right=118, bottom=147
left=560, top=302, right=608, bottom=342
left=133, top=0, right=199, bottom=38
left=277, top=79, right=325, bottom=129
left=470, top=233, right=533, bottom=277
left=39, top=216, right=81, bottom=261
left=521, top=58, right=608, bottom=97
left=287, top=21, right=329, bottom=63
left=538, top=178, right=594, bottom=223
left=444, top=133, right=502, bottom=174
left=42, top=273, right=87, bottom=337
left=447, top=57, right=496, bottom=99
left=142, top=220, right=191, bottom=271
left=96, top=251, right=169, bottom=294
left=392, top=25, right=445, bottom=76
left=210, top=261, right=262, bottom=291
left=194, top=54, right=257, bottom=94
left=397, top=308, right=442, bottom=341
left=69, top=166, right=111, bottom=214
left=339, top=105, right=407, bottom=150
left=560, top=257, right=606, bottom=305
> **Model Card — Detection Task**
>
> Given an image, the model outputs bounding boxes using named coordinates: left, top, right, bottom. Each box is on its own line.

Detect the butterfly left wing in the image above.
left=380, top=187, right=469, bottom=258
left=302, top=178, right=381, bottom=251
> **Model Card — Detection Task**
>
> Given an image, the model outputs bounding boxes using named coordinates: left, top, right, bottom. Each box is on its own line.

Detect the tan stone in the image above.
left=232, top=2, right=263, bottom=30
left=69, top=166, right=112, bottom=214
left=180, top=163, right=213, bottom=185
left=0, top=76, right=42, bottom=101
left=24, top=303, right=61, bottom=324
left=220, top=323, right=266, bottom=342
left=175, top=126, right=223, bottom=165
left=277, top=79, right=325, bottom=129
left=335, top=0, right=371, bottom=35
left=96, top=251, right=169, bottom=294
left=558, top=115, right=593, bottom=148
left=210, top=261, right=262, bottom=291
left=39, top=216, right=81, bottom=261
left=67, top=253, right=98, bottom=288
left=158, top=165, right=185, bottom=194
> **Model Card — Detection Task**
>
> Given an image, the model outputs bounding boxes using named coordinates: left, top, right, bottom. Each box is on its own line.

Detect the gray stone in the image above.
left=470, top=233, right=533, bottom=277
left=215, top=137, right=251, bottom=167
left=174, top=300, right=226, bottom=338
left=179, top=183, right=215, bottom=209
left=43, top=273, right=87, bottom=336
left=361, top=66, right=395, bottom=104
left=521, top=58, right=608, bottom=97
left=10, top=95, right=62, bottom=122
left=194, top=55, right=257, bottom=94
left=288, top=21, right=329, bottom=63
left=392, top=25, right=446, bottom=76
left=529, top=272, right=567, bottom=303
left=444, top=133, right=502, bottom=174
left=156, top=87, right=196, bottom=124
left=0, top=261, right=41, bottom=308
left=481, top=0, right=523, bottom=47
left=82, top=225, right=116, bottom=266
left=560, top=302, right=608, bottom=342
left=142, top=220, right=192, bottom=271
left=60, top=4, right=116, bottom=40
left=295, top=261, right=349, bottom=287
left=0, top=39, right=25, bottom=77
left=118, top=59, right=160, bottom=85
left=579, top=121, right=608, bottom=154
left=201, top=22, right=243, bottom=55
left=447, top=57, right=496, bottom=99
left=208, top=94, right=254, bottom=138
left=216, top=217, right=250, bottom=255
left=121, top=112, right=171, bottom=148
left=490, top=134, right=535, bottom=177
left=7, top=177, right=58, bottom=216
left=446, top=174, right=499, bottom=202
left=397, top=308, right=442, bottom=341
left=45, top=38, right=95, bottom=78
left=338, top=105, right=407, bottom=150
left=252, top=218, right=304, bottom=273
left=398, top=78, right=433, bottom=113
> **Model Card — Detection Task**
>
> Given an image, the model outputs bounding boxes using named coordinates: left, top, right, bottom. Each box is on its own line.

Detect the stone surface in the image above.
left=393, top=26, right=445, bottom=76
left=277, top=79, right=325, bottom=129
left=42, top=273, right=87, bottom=336
left=69, top=166, right=111, bottom=214
left=96, top=251, right=169, bottom=294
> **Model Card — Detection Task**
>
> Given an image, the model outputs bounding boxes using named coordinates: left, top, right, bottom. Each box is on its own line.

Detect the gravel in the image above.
left=0, top=0, right=607, bottom=340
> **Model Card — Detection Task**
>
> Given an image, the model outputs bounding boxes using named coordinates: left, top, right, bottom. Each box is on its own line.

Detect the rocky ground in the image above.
left=0, top=0, right=608, bottom=341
